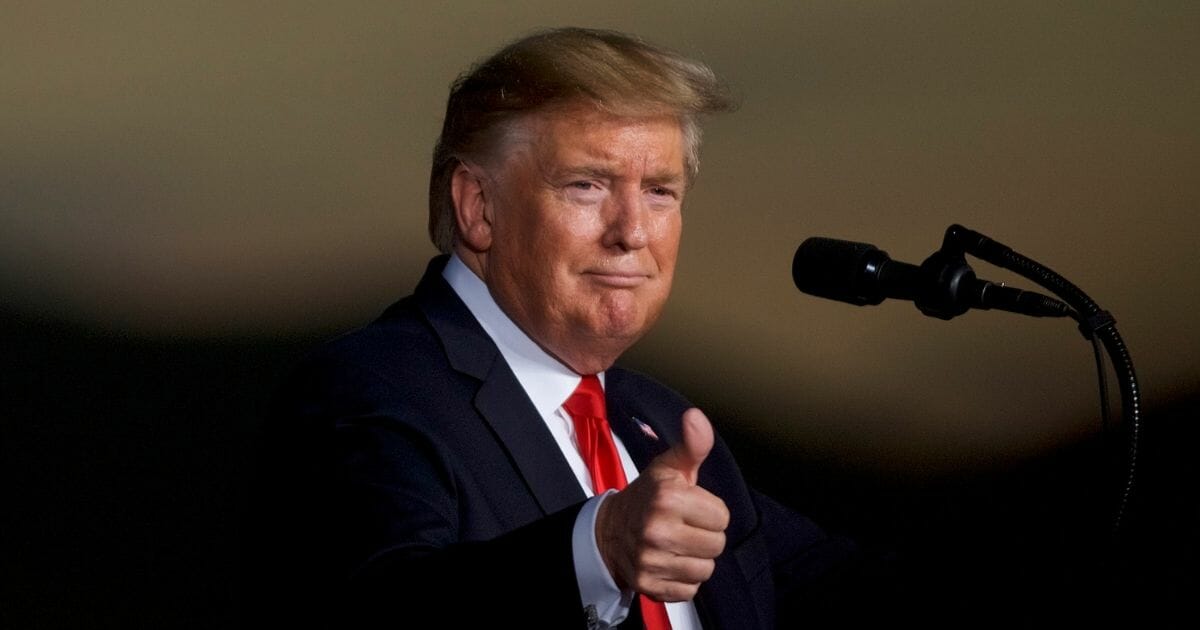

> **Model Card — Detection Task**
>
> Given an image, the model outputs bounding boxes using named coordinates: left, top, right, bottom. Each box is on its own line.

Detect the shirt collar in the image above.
left=442, top=254, right=601, bottom=415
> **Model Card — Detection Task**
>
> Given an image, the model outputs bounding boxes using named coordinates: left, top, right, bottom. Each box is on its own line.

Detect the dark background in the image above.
left=4, top=3, right=1198, bottom=628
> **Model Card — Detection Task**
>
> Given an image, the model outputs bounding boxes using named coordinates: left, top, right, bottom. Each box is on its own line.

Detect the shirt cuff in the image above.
left=572, top=490, right=634, bottom=627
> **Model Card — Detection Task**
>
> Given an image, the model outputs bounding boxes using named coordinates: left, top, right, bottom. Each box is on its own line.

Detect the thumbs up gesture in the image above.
left=595, top=408, right=730, bottom=602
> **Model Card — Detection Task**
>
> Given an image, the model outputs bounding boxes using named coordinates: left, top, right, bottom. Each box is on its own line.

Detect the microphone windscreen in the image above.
left=793, top=237, right=886, bottom=306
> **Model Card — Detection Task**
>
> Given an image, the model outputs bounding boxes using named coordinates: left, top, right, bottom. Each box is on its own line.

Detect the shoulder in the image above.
left=305, top=295, right=433, bottom=376
left=605, top=364, right=692, bottom=417
left=311, top=295, right=436, bottom=377
left=273, top=292, right=471, bottom=425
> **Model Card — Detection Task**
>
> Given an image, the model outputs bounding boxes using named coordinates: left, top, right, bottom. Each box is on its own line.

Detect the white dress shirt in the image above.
left=443, top=254, right=701, bottom=629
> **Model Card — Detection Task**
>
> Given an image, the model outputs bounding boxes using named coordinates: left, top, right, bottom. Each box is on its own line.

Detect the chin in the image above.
left=592, top=304, right=645, bottom=338
left=599, top=312, right=660, bottom=349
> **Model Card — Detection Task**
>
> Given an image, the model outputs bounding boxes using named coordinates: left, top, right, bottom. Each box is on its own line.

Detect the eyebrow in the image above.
left=556, top=165, right=613, bottom=180
left=551, top=165, right=686, bottom=187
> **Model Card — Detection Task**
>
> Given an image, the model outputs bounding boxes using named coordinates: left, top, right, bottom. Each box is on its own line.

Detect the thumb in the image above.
left=654, top=408, right=713, bottom=485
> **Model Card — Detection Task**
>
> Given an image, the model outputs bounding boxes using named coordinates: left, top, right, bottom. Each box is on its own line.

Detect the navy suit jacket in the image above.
left=245, top=256, right=862, bottom=629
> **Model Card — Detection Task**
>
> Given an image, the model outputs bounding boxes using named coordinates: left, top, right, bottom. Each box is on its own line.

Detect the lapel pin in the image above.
left=631, top=416, right=659, bottom=441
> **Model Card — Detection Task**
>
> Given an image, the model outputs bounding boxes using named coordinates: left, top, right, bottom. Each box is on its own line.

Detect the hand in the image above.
left=595, top=408, right=730, bottom=602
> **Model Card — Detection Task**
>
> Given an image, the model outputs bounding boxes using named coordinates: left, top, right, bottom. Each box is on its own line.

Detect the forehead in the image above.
left=513, top=104, right=686, bottom=176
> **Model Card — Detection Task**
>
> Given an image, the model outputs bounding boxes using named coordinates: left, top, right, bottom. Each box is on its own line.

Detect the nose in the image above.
left=601, top=186, right=649, bottom=251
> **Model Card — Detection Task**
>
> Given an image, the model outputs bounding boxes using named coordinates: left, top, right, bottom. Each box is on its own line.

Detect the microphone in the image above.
left=793, top=236, right=1074, bottom=320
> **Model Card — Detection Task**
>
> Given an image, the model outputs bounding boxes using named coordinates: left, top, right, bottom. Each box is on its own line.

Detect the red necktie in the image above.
left=564, top=374, right=672, bottom=630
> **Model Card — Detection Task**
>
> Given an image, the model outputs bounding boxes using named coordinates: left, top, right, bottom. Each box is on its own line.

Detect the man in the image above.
left=246, top=27, right=865, bottom=629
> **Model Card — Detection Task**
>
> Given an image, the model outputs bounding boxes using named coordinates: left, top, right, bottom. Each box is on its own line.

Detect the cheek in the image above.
left=561, top=207, right=605, bottom=241
left=649, top=214, right=682, bottom=262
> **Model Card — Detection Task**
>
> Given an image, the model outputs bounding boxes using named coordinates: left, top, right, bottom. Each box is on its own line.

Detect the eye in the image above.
left=563, top=180, right=606, bottom=203
left=647, top=186, right=679, bottom=200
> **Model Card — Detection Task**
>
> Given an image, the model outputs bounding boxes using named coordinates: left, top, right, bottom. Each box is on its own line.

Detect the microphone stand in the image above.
left=938, top=224, right=1141, bottom=541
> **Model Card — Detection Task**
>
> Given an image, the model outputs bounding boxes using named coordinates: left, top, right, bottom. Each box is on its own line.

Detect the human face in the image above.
left=468, top=104, right=686, bottom=374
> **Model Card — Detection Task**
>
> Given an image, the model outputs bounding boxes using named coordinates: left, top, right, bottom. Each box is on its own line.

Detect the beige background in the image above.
left=4, top=1, right=1197, bottom=475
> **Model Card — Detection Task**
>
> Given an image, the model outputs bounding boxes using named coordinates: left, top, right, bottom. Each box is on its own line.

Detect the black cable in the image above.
left=1092, top=336, right=1111, bottom=439
left=948, top=224, right=1140, bottom=539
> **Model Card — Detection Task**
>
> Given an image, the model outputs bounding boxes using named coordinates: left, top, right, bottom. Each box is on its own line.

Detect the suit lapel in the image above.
left=415, top=256, right=585, bottom=517
left=604, top=369, right=681, bottom=469
left=473, top=361, right=586, bottom=515
left=606, top=398, right=671, bottom=470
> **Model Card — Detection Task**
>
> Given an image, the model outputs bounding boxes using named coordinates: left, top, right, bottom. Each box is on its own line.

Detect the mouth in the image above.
left=583, top=271, right=651, bottom=288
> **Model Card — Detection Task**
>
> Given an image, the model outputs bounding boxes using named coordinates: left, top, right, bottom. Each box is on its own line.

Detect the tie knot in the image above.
left=563, top=374, right=605, bottom=420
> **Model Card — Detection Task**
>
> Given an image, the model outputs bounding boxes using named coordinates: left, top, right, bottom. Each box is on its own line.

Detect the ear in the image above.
left=450, top=162, right=493, bottom=252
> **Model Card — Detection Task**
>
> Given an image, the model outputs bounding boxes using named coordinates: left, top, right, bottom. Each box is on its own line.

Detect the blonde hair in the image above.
left=427, top=27, right=736, bottom=253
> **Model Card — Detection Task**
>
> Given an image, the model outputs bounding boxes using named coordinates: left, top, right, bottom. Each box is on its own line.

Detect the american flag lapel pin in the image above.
left=631, top=416, right=659, bottom=441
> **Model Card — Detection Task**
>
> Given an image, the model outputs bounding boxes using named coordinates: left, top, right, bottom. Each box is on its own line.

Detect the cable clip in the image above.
left=1078, top=310, right=1116, bottom=340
